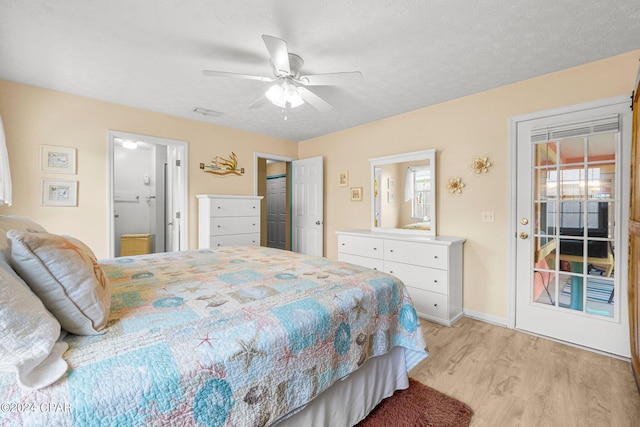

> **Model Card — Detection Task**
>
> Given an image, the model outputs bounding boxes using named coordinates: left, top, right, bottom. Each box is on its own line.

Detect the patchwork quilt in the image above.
left=0, top=246, right=427, bottom=426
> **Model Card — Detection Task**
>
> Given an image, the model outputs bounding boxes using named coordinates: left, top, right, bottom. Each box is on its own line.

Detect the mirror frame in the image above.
left=369, top=149, right=436, bottom=236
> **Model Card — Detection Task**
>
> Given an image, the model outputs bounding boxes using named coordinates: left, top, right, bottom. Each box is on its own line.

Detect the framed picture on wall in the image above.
left=41, top=179, right=78, bottom=206
left=40, top=145, right=76, bottom=174
left=350, top=187, right=363, bottom=201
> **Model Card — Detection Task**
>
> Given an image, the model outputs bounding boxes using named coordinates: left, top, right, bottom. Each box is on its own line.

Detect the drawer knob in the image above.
left=390, top=249, right=394, bottom=253
left=217, top=206, right=221, bottom=209
left=434, top=303, right=438, bottom=307
left=390, top=270, right=394, bottom=274
left=217, top=225, right=221, bottom=228
left=434, top=280, right=438, bottom=283
left=373, top=247, right=377, bottom=250
left=341, top=243, right=345, bottom=246
left=434, top=256, right=438, bottom=259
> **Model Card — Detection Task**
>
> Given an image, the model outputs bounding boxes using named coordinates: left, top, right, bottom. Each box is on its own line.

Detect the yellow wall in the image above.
left=299, top=49, right=640, bottom=320
left=0, top=80, right=298, bottom=258
left=1, top=50, right=638, bottom=320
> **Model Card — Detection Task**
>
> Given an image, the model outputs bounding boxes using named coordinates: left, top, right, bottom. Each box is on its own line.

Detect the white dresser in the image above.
left=336, top=230, right=465, bottom=326
left=197, top=195, right=263, bottom=248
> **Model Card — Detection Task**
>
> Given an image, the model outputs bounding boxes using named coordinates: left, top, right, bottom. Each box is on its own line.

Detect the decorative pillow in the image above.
left=0, top=257, right=68, bottom=389
left=0, top=215, right=46, bottom=263
left=8, top=230, right=111, bottom=335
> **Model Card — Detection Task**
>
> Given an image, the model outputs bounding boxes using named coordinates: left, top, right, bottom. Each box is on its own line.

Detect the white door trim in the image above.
left=108, top=130, right=188, bottom=258
left=507, top=94, right=631, bottom=329
left=253, top=152, right=296, bottom=196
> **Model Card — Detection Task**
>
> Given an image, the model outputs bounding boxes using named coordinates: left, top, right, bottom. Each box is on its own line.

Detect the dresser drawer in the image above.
left=384, top=261, right=448, bottom=294
left=207, top=198, right=261, bottom=217
left=208, top=216, right=259, bottom=236
left=338, top=235, right=384, bottom=259
left=385, top=240, right=448, bottom=270
left=405, top=287, right=448, bottom=321
left=209, top=233, right=260, bottom=247
left=338, top=253, right=384, bottom=271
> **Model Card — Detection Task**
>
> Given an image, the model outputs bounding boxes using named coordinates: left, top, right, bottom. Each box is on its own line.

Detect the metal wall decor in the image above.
left=446, top=177, right=465, bottom=195
left=471, top=155, right=492, bottom=174
left=200, top=152, right=245, bottom=176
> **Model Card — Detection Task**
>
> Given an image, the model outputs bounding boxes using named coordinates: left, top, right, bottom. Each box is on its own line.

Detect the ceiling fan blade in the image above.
left=297, top=87, right=333, bottom=112
left=262, top=35, right=290, bottom=76
left=248, top=94, right=269, bottom=109
left=203, top=70, right=273, bottom=82
left=300, top=71, right=363, bottom=86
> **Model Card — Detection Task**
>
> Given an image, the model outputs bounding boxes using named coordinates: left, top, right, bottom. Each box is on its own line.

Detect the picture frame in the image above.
left=350, top=186, right=363, bottom=201
left=40, top=145, right=76, bottom=174
left=339, top=171, right=349, bottom=187
left=41, top=179, right=78, bottom=206
left=387, top=177, right=395, bottom=189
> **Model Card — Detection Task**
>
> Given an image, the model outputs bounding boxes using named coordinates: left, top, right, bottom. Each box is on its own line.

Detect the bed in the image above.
left=0, top=216, right=427, bottom=426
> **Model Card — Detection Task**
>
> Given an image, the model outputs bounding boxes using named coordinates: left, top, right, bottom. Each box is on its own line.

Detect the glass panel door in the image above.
left=514, top=97, right=631, bottom=357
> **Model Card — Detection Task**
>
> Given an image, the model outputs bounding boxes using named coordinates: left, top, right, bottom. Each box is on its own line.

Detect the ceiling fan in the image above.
left=203, top=35, right=363, bottom=112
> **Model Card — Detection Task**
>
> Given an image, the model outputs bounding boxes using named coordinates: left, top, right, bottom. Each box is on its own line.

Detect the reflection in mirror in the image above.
left=370, top=149, right=436, bottom=236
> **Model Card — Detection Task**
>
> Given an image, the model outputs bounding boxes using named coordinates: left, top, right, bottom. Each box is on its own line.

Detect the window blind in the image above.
left=530, top=114, right=620, bottom=143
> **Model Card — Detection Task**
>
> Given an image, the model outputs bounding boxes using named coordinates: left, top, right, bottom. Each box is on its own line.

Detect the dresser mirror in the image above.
left=369, top=149, right=436, bottom=236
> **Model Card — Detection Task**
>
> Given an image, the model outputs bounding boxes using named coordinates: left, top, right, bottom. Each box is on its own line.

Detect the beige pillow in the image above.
left=9, top=230, right=111, bottom=335
left=0, top=215, right=46, bottom=263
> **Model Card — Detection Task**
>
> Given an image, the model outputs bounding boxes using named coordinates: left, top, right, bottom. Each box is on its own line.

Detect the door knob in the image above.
left=519, top=232, right=529, bottom=239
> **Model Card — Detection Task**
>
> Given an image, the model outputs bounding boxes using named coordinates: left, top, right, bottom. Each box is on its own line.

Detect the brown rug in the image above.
left=356, top=378, right=473, bottom=427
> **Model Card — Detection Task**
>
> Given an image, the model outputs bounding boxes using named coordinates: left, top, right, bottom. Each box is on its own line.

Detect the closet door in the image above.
left=630, top=72, right=640, bottom=392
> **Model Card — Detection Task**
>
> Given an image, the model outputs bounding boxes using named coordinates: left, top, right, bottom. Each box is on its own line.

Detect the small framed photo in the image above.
left=42, top=179, right=78, bottom=206
left=387, top=178, right=395, bottom=189
left=350, top=187, right=363, bottom=201
left=40, top=145, right=76, bottom=174
left=339, top=171, right=349, bottom=187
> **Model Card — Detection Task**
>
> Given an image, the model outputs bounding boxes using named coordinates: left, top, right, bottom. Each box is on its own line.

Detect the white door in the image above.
left=513, top=97, right=631, bottom=357
left=292, top=156, right=324, bottom=256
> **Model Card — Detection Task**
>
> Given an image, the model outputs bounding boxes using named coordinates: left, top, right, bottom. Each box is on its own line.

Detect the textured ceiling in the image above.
left=1, top=0, right=639, bottom=142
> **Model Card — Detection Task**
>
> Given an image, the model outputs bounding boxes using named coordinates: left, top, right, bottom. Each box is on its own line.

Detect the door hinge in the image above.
left=175, top=212, right=181, bottom=219
left=176, top=159, right=181, bottom=167
left=632, top=91, right=635, bottom=111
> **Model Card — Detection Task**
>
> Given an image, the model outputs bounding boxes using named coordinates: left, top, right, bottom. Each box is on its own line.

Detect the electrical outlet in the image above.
left=481, top=211, right=495, bottom=223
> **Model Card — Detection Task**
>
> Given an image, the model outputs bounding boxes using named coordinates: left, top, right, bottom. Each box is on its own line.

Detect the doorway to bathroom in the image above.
left=108, top=131, right=187, bottom=258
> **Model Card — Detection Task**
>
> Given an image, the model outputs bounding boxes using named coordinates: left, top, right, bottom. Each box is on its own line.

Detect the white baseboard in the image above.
left=463, top=309, right=508, bottom=327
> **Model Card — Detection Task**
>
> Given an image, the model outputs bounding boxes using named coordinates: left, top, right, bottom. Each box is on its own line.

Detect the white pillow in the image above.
left=0, top=257, right=68, bottom=389
left=8, top=230, right=111, bottom=336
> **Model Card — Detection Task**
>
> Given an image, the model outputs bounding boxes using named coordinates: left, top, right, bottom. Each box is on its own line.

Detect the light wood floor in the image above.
left=409, top=317, right=640, bottom=427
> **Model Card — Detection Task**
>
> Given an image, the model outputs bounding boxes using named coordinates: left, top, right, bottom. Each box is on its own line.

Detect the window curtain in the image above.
left=404, top=167, right=413, bottom=202
left=0, top=115, right=12, bottom=206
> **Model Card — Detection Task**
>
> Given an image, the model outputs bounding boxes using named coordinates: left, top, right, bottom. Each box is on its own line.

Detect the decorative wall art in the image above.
left=446, top=177, right=465, bottom=195
left=41, top=179, right=78, bottom=206
left=350, top=187, right=363, bottom=201
left=40, top=145, right=76, bottom=174
left=339, top=171, right=349, bottom=187
left=200, top=152, right=245, bottom=176
left=387, top=191, right=395, bottom=203
left=471, top=155, right=492, bottom=175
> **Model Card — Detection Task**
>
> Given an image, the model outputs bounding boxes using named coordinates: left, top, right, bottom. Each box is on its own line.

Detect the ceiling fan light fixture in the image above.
left=265, top=82, right=304, bottom=109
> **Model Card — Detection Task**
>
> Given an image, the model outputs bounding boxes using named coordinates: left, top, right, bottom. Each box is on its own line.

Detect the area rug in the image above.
left=356, top=378, right=473, bottom=427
